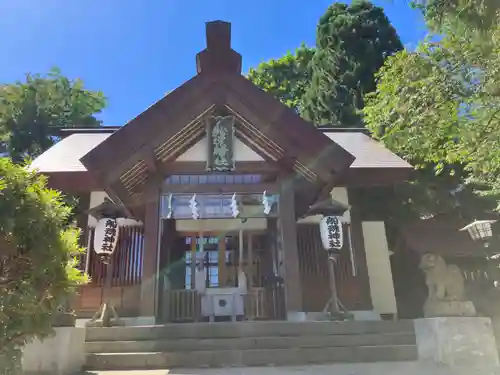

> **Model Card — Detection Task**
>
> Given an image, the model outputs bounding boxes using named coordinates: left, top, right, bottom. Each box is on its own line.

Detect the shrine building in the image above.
left=31, top=21, right=412, bottom=324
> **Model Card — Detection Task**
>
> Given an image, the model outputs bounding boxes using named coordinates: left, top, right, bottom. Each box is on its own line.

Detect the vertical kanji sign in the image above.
left=319, top=216, right=343, bottom=251
left=94, top=218, right=119, bottom=256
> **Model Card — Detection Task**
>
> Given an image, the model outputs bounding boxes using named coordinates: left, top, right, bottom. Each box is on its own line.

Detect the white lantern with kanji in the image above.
left=94, top=218, right=119, bottom=256
left=319, top=216, right=343, bottom=250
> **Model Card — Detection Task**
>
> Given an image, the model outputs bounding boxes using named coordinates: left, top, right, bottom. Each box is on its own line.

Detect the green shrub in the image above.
left=0, top=157, right=88, bottom=374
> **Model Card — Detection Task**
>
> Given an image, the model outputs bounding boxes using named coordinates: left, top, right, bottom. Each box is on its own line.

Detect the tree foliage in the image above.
left=0, top=158, right=87, bottom=374
left=247, top=45, right=314, bottom=113
left=301, top=0, right=403, bottom=127
left=412, top=0, right=500, bottom=33
left=364, top=0, right=500, bottom=215
left=0, top=68, right=106, bottom=163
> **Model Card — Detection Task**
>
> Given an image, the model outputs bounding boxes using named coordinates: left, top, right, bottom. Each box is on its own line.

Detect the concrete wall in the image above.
left=22, top=327, right=86, bottom=375
left=176, top=136, right=264, bottom=162
left=362, top=221, right=397, bottom=316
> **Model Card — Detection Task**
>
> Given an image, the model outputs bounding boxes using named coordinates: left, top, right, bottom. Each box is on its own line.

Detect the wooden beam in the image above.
left=108, top=181, right=138, bottom=219
left=275, top=155, right=296, bottom=174
left=162, top=182, right=278, bottom=194
left=339, top=168, right=413, bottom=187
left=81, top=74, right=217, bottom=179
left=144, top=150, right=162, bottom=174
left=161, top=161, right=280, bottom=175
left=44, top=171, right=103, bottom=192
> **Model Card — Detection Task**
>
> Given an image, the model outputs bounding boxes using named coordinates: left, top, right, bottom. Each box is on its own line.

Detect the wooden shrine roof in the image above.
left=30, top=21, right=413, bottom=206
left=75, top=21, right=359, bottom=209
left=31, top=129, right=412, bottom=190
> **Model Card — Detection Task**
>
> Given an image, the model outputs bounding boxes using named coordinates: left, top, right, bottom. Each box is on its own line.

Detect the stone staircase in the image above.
left=84, top=320, right=418, bottom=370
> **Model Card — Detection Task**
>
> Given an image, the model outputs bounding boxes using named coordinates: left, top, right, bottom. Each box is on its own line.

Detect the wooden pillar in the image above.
left=218, top=235, right=226, bottom=287
left=347, top=188, right=373, bottom=310
left=140, top=184, right=161, bottom=318
left=278, top=181, right=303, bottom=316
left=75, top=192, right=91, bottom=247
left=248, top=234, right=253, bottom=289
left=190, top=236, right=196, bottom=289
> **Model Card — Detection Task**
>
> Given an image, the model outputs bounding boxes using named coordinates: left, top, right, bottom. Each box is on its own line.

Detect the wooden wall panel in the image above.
left=297, top=223, right=364, bottom=312
left=73, top=285, right=141, bottom=317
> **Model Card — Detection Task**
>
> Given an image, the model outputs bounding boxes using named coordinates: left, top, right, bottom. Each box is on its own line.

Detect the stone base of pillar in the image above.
left=351, top=310, right=382, bottom=321
left=286, top=311, right=307, bottom=322
left=414, top=317, right=499, bottom=369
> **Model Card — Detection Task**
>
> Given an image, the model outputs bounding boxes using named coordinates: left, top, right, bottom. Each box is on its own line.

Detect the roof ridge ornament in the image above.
left=196, top=21, right=242, bottom=75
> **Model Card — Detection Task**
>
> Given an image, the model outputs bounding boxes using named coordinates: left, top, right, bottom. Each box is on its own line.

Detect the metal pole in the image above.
left=104, top=257, right=114, bottom=305
left=238, top=229, right=243, bottom=275
left=327, top=252, right=340, bottom=315
left=100, top=257, right=114, bottom=327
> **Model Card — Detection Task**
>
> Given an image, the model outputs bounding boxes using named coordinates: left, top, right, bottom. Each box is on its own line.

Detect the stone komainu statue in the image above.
left=419, top=253, right=476, bottom=317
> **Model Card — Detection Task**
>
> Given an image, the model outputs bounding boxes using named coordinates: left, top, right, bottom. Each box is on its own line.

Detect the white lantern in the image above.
left=319, top=216, right=343, bottom=250
left=94, top=218, right=119, bottom=256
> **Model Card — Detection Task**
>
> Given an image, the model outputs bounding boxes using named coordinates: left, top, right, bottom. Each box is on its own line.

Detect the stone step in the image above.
left=86, top=321, right=415, bottom=342
left=86, top=332, right=416, bottom=353
left=85, top=345, right=418, bottom=370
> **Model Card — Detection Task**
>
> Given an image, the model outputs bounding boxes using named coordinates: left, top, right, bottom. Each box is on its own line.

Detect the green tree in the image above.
left=364, top=0, right=500, bottom=216
left=301, top=0, right=403, bottom=127
left=412, top=0, right=500, bottom=33
left=0, top=68, right=106, bottom=163
left=0, top=158, right=87, bottom=374
left=247, top=44, right=315, bottom=113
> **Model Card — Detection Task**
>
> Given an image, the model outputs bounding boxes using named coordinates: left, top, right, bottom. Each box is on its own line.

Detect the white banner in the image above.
left=319, top=216, right=343, bottom=250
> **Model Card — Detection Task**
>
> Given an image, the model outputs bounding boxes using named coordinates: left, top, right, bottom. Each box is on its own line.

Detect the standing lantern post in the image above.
left=460, top=220, right=497, bottom=247
left=460, top=219, right=500, bottom=283
left=87, top=198, right=133, bottom=327
left=319, top=216, right=343, bottom=317
left=305, top=198, right=350, bottom=320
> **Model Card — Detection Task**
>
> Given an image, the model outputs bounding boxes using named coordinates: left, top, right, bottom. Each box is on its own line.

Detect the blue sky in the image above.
left=0, top=0, right=427, bottom=125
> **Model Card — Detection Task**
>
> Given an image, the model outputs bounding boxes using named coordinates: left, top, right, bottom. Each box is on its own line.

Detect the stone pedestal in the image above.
left=414, top=317, right=499, bottom=369
left=22, top=327, right=86, bottom=375
left=424, top=300, right=476, bottom=317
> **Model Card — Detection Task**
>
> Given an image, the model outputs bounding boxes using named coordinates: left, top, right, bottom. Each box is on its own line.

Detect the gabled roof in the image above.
left=32, top=131, right=410, bottom=175
left=80, top=21, right=356, bottom=207
left=326, top=133, right=411, bottom=170
left=31, top=133, right=111, bottom=173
